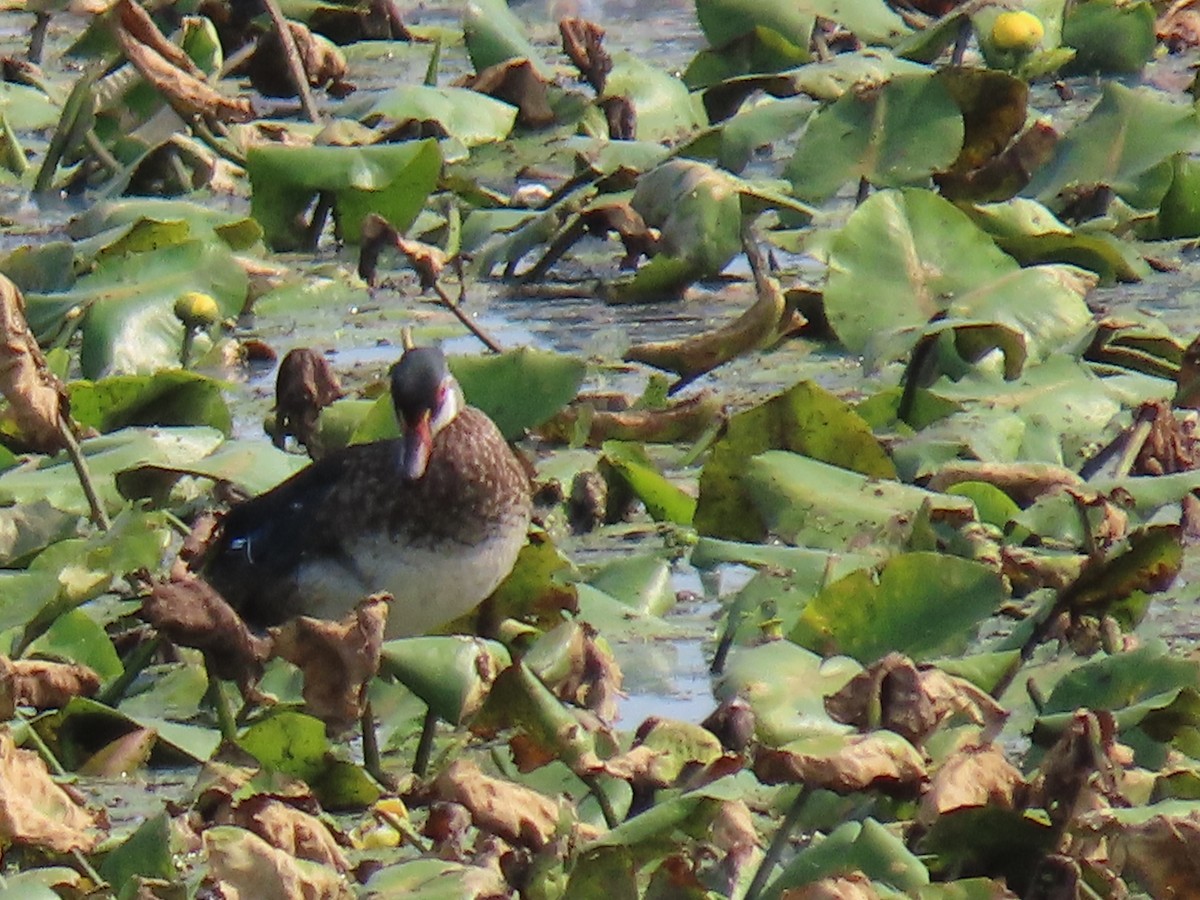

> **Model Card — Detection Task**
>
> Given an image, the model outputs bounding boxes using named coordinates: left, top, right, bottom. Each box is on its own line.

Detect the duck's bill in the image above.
left=402, top=410, right=433, bottom=480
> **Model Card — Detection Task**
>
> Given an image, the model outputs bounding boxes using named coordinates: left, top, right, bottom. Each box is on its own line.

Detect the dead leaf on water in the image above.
left=0, top=728, right=103, bottom=853
left=926, top=460, right=1082, bottom=506
left=825, top=653, right=1009, bottom=747
left=432, top=758, right=562, bottom=850
left=203, top=825, right=353, bottom=900
left=917, top=743, right=1027, bottom=827
left=269, top=593, right=389, bottom=734
left=754, top=732, right=928, bottom=796
left=537, top=390, right=722, bottom=446
left=0, top=655, right=101, bottom=719
left=220, top=794, right=349, bottom=872
left=464, top=58, right=554, bottom=128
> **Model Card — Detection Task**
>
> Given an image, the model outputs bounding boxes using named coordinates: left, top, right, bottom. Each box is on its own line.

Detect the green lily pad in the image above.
left=362, top=85, right=517, bottom=146
left=450, top=347, right=586, bottom=440
left=785, top=73, right=964, bottom=204
left=246, top=139, right=442, bottom=250
left=695, top=379, right=895, bottom=542
left=789, top=551, right=1008, bottom=662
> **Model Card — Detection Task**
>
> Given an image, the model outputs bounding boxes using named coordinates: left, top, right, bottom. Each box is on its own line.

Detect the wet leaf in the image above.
left=716, top=641, right=858, bottom=746
left=695, top=380, right=895, bottom=542
left=771, top=818, right=930, bottom=893
left=599, top=442, right=695, bottom=526
left=362, top=85, right=518, bottom=146
left=1062, top=0, right=1156, bottom=74
left=463, top=0, right=548, bottom=76
left=98, top=810, right=174, bottom=889
left=68, top=370, right=232, bottom=435
left=790, top=552, right=1008, bottom=662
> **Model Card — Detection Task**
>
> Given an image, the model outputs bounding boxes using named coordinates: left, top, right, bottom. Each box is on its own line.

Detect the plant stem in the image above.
left=581, top=772, right=620, bottom=829
left=744, top=785, right=812, bottom=900
left=58, top=419, right=109, bottom=531
left=413, top=706, right=437, bottom=777
left=205, top=666, right=238, bottom=743
left=260, top=0, right=321, bottom=124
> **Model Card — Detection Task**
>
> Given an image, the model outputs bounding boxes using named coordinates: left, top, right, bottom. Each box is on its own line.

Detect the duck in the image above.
left=202, top=346, right=532, bottom=638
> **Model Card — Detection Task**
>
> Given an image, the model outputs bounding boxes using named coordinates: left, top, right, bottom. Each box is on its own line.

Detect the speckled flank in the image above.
left=204, top=404, right=532, bottom=637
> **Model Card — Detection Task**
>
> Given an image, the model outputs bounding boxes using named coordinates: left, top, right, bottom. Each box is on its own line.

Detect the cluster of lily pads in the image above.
left=3, top=0, right=1200, bottom=895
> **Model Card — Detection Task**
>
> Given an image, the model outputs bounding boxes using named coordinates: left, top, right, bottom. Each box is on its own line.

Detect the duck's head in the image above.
left=390, top=347, right=464, bottom=480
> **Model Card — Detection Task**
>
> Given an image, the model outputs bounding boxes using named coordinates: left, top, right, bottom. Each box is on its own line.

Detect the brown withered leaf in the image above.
left=602, top=95, right=636, bottom=141
left=464, top=58, right=554, bottom=128
left=112, top=0, right=254, bottom=123
left=432, top=758, right=561, bottom=850
left=0, top=273, right=68, bottom=453
left=395, top=237, right=448, bottom=290
left=825, top=653, right=1009, bottom=747
left=269, top=593, right=389, bottom=734
left=602, top=717, right=724, bottom=789
left=754, top=732, right=927, bottom=797
left=625, top=257, right=804, bottom=389
left=560, top=18, right=611, bottom=93
left=926, top=460, right=1082, bottom=506
left=1083, top=804, right=1200, bottom=898
left=917, top=743, right=1026, bottom=827
left=533, top=622, right=623, bottom=722
left=142, top=573, right=269, bottom=689
left=424, top=801, right=472, bottom=859
left=0, top=655, right=101, bottom=719
left=247, top=22, right=353, bottom=99
left=702, top=696, right=756, bottom=753
left=1029, top=710, right=1132, bottom=831
left=203, top=825, right=353, bottom=899
left=273, top=348, right=344, bottom=458
left=578, top=203, right=659, bottom=268
left=1001, top=545, right=1086, bottom=597
left=780, top=872, right=881, bottom=899
left=538, top=390, right=721, bottom=446
left=224, top=795, right=349, bottom=872
left=0, top=728, right=102, bottom=853
left=1130, top=400, right=1198, bottom=475
left=1177, top=333, right=1200, bottom=410
left=1159, top=0, right=1200, bottom=50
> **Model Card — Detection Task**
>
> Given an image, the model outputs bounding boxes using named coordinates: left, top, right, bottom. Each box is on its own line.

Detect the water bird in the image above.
left=203, top=346, right=532, bottom=637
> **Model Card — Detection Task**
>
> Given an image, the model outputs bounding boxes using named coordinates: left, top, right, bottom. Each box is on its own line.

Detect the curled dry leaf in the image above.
left=0, top=655, right=101, bottom=719
left=536, top=622, right=624, bottom=722
left=0, top=728, right=102, bottom=853
left=925, top=460, right=1082, bottom=506
left=825, top=653, right=1009, bottom=747
left=273, top=348, right=344, bottom=458
left=432, top=758, right=561, bottom=850
left=917, top=743, right=1027, bottom=827
left=1083, top=803, right=1200, bottom=897
left=602, top=717, right=724, bottom=789
left=142, top=573, right=270, bottom=689
left=268, top=593, right=389, bottom=734
left=754, top=732, right=928, bottom=797
left=780, top=872, right=882, bottom=900
left=1159, top=0, right=1200, bottom=50
left=1130, top=400, right=1198, bottom=475
left=464, top=58, right=554, bottom=128
left=625, top=269, right=804, bottom=388
left=358, top=214, right=448, bottom=289
left=560, top=18, right=612, bottom=94
left=1001, top=545, right=1086, bottom=596
left=247, top=23, right=353, bottom=99
left=112, top=0, right=254, bottom=123
left=204, top=825, right=353, bottom=900
left=537, top=390, right=722, bottom=446
left=1029, top=710, right=1133, bottom=831
left=223, top=795, right=349, bottom=872
left=0, top=273, right=68, bottom=453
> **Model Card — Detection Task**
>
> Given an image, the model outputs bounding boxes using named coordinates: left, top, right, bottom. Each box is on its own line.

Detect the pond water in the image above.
left=6, top=0, right=1200, bottom=738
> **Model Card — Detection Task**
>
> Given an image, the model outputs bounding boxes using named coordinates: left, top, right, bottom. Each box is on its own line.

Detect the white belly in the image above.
left=292, top=524, right=527, bottom=637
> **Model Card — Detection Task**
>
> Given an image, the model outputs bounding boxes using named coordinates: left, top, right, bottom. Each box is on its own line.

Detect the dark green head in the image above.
left=389, top=347, right=464, bottom=480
